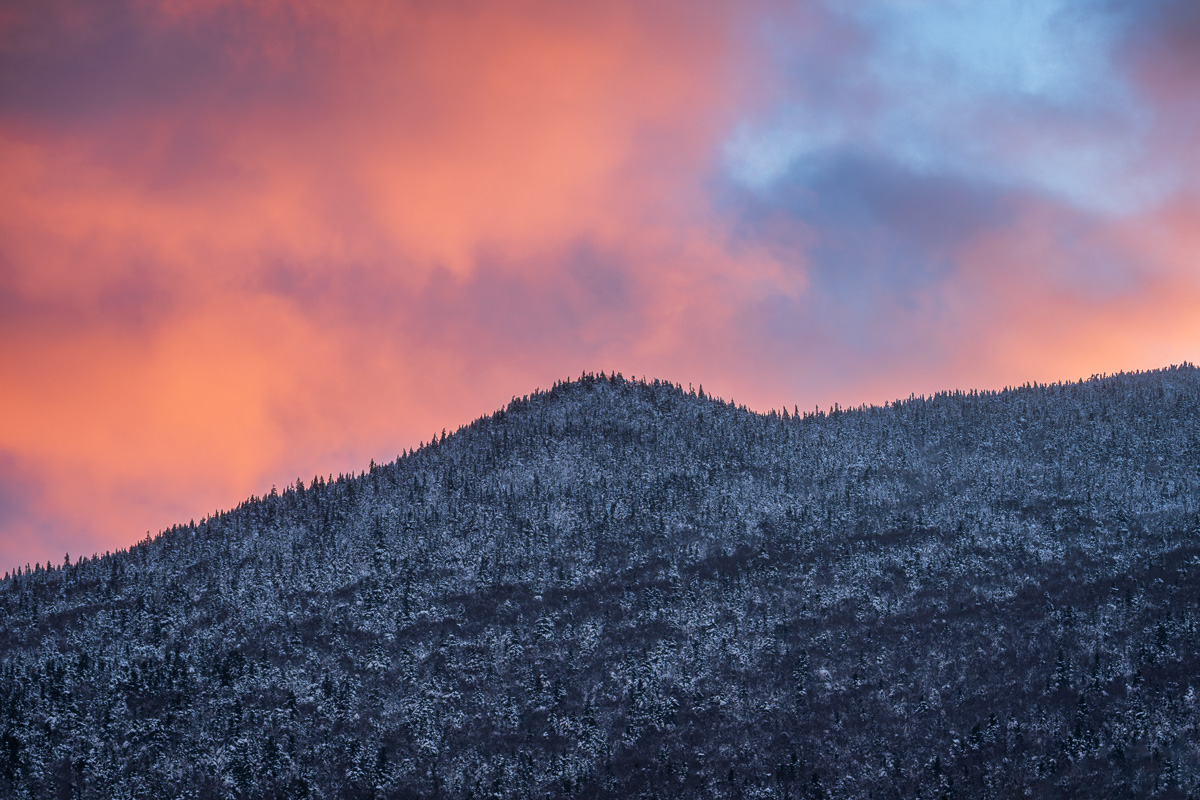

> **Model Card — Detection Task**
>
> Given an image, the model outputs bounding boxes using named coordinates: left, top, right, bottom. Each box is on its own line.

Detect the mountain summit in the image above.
left=3, top=367, right=1199, bottom=798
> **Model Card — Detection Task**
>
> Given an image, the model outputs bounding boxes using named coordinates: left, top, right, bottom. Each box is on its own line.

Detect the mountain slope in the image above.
left=2, top=367, right=1200, bottom=798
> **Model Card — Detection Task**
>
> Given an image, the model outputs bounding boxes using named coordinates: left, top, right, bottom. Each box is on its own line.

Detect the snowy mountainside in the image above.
left=2, top=366, right=1200, bottom=798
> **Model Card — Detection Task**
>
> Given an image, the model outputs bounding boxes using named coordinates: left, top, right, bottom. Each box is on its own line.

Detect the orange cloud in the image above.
left=1, top=0, right=794, bottom=569
left=3, top=0, right=1198, bottom=572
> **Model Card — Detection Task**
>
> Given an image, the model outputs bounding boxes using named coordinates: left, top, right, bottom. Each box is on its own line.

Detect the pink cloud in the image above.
left=0, top=0, right=797, bottom=569
left=2, top=0, right=1198, bottom=571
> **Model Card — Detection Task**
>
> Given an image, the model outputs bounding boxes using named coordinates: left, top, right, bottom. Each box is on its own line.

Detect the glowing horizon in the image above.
left=3, top=0, right=1199, bottom=571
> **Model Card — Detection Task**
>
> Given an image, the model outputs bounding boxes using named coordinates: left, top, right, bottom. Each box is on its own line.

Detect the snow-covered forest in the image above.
left=2, top=366, right=1199, bottom=798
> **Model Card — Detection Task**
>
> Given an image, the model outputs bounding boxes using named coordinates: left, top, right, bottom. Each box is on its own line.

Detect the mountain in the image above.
left=2, top=366, right=1199, bottom=799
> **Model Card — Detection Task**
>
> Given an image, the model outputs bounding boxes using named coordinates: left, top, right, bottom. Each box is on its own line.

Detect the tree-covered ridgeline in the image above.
left=2, top=365, right=1199, bottom=798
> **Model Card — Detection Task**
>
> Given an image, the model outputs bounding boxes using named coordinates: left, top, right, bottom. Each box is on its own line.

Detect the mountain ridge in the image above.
left=12, top=363, right=1192, bottom=574
left=2, top=364, right=1199, bottom=798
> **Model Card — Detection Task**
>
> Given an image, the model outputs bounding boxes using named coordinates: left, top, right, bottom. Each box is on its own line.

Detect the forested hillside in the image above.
left=2, top=366, right=1199, bottom=799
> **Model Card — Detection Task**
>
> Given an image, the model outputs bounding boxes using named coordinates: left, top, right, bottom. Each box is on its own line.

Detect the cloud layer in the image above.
left=2, top=0, right=1198, bottom=569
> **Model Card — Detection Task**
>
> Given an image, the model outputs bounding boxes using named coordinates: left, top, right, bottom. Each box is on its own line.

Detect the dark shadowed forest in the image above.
left=2, top=366, right=1199, bottom=798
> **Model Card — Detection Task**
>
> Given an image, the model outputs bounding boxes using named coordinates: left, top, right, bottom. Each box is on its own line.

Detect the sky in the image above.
left=2, top=0, right=1199, bottom=571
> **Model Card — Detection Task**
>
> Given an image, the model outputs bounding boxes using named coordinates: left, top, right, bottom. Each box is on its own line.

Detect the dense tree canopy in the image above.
left=2, top=366, right=1199, bottom=798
